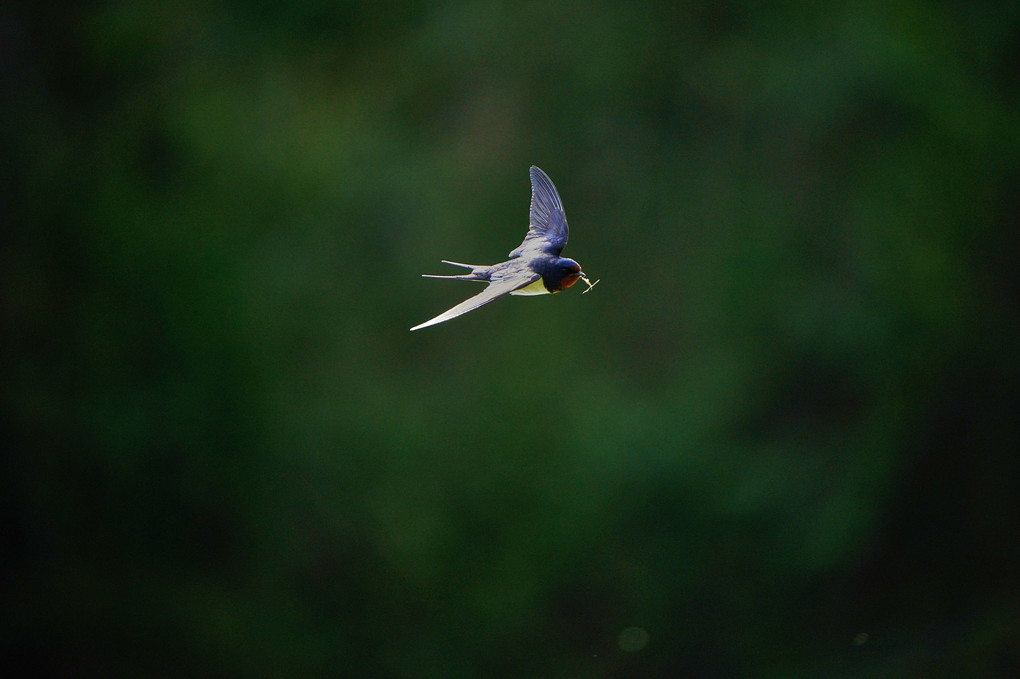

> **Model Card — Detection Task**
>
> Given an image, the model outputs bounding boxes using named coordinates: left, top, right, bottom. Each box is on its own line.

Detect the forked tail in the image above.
left=421, top=260, right=489, bottom=281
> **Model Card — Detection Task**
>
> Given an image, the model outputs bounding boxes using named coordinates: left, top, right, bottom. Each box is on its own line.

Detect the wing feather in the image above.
left=410, top=272, right=541, bottom=330
left=509, top=166, right=569, bottom=258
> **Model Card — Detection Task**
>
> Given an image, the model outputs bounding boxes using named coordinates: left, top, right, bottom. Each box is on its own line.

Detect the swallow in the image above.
left=411, top=166, right=598, bottom=331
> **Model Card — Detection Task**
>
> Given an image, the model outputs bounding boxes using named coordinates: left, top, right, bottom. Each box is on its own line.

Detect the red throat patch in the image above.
left=559, top=273, right=582, bottom=290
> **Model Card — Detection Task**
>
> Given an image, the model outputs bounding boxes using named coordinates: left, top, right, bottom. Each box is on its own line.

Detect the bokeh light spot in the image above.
left=617, top=626, right=650, bottom=652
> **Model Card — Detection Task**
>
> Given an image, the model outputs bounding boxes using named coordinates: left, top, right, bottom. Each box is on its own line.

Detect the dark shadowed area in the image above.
left=3, top=1, right=1019, bottom=677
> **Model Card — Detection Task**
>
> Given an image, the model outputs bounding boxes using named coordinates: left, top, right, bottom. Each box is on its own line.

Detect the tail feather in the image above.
left=440, top=260, right=482, bottom=269
left=421, top=260, right=489, bottom=281
left=422, top=273, right=483, bottom=280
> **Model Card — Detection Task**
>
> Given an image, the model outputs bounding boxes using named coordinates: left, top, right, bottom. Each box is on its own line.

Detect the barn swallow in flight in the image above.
left=411, top=166, right=598, bottom=331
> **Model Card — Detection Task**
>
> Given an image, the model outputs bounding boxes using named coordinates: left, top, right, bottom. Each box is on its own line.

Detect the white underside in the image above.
left=509, top=278, right=550, bottom=296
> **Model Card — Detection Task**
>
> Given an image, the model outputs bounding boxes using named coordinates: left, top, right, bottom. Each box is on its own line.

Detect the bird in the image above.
left=411, top=166, right=598, bottom=331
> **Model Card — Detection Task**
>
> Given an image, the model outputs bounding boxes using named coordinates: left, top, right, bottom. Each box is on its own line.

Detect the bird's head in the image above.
left=545, top=257, right=583, bottom=292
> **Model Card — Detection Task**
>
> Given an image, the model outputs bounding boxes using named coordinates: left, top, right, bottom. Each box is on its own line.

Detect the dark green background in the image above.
left=4, top=1, right=1019, bottom=677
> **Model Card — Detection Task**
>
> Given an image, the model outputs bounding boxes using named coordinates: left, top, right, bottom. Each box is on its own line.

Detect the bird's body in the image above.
left=411, top=166, right=596, bottom=331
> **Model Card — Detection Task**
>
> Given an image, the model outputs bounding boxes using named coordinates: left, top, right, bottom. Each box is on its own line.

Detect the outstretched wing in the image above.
left=509, top=166, right=569, bottom=258
left=410, top=272, right=541, bottom=331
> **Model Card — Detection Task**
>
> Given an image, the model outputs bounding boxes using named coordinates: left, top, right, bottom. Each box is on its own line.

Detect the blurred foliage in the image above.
left=3, top=1, right=1019, bottom=677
